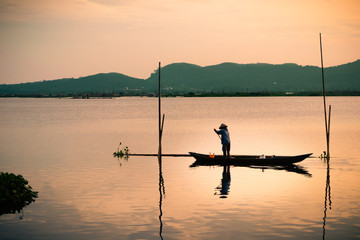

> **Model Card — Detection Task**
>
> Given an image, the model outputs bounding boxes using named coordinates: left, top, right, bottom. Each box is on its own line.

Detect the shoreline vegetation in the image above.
left=1, top=90, right=359, bottom=98
left=0, top=172, right=38, bottom=216
left=1, top=60, right=359, bottom=98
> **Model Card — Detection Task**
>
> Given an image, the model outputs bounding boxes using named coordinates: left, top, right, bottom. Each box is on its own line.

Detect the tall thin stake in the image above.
left=157, top=62, right=165, bottom=240
left=320, top=33, right=330, bottom=160
left=158, top=62, right=162, bottom=157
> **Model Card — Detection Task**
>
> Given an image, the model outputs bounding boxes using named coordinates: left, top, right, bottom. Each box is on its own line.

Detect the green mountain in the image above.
left=1, top=60, right=359, bottom=97
left=146, top=60, right=360, bottom=93
left=0, top=73, right=145, bottom=96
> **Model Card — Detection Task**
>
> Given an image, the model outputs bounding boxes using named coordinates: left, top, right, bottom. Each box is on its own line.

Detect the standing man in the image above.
left=214, top=123, right=231, bottom=157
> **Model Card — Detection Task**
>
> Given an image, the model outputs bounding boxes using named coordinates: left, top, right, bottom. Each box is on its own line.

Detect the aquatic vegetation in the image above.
left=320, top=151, right=328, bottom=160
left=113, top=142, right=130, bottom=160
left=0, top=172, right=38, bottom=216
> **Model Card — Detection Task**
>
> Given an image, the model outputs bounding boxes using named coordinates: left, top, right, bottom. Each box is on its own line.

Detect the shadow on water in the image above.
left=158, top=154, right=165, bottom=240
left=322, top=159, right=332, bottom=240
left=0, top=172, right=38, bottom=219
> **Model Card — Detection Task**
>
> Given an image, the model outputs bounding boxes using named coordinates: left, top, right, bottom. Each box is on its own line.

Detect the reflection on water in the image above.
left=191, top=161, right=311, bottom=175
left=215, top=166, right=231, bottom=198
left=158, top=155, right=165, bottom=240
left=199, top=163, right=311, bottom=199
left=322, top=159, right=332, bottom=240
left=249, top=164, right=312, bottom=177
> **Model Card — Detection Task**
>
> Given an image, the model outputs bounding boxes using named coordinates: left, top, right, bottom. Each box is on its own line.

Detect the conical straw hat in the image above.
left=219, top=123, right=228, bottom=129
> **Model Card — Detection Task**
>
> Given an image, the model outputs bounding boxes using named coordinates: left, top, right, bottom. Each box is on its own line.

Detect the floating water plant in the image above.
left=113, top=142, right=130, bottom=160
left=0, top=172, right=38, bottom=216
left=320, top=151, right=327, bottom=160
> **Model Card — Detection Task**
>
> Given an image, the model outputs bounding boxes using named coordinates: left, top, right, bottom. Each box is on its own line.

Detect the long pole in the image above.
left=320, top=33, right=330, bottom=160
left=320, top=34, right=328, bottom=136
left=158, top=62, right=162, bottom=157
left=157, top=62, right=165, bottom=240
left=327, top=105, right=331, bottom=160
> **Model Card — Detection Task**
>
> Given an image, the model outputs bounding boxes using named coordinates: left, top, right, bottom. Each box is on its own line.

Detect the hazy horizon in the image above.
left=1, top=0, right=359, bottom=84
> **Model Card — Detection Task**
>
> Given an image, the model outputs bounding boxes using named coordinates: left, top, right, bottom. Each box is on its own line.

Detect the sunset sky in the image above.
left=0, top=0, right=359, bottom=84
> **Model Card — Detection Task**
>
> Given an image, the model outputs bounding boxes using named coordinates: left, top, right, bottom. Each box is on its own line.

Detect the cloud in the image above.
left=0, top=0, right=134, bottom=23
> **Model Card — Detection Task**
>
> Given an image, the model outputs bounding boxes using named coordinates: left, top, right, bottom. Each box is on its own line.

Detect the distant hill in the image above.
left=1, top=60, right=359, bottom=97
left=146, top=60, right=360, bottom=93
left=0, top=73, right=145, bottom=96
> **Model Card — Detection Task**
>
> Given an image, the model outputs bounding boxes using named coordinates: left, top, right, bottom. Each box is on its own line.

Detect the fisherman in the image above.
left=214, top=123, right=231, bottom=157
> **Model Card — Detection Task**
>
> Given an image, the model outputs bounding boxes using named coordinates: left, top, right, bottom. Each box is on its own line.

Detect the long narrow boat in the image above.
left=189, top=152, right=312, bottom=166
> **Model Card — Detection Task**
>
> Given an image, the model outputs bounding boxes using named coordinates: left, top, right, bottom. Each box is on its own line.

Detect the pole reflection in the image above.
left=158, top=155, right=165, bottom=240
left=322, top=159, right=332, bottom=240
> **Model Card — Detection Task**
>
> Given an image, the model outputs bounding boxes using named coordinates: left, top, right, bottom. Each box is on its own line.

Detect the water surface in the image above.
left=0, top=97, right=359, bottom=239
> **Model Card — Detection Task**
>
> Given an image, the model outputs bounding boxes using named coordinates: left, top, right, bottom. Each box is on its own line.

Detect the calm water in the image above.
left=0, top=97, right=359, bottom=240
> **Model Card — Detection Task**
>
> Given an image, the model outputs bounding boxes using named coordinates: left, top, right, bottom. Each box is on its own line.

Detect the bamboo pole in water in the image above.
left=327, top=105, right=331, bottom=159
left=320, top=34, right=328, bottom=137
left=319, top=33, right=331, bottom=161
left=158, top=62, right=162, bottom=157
left=157, top=62, right=165, bottom=240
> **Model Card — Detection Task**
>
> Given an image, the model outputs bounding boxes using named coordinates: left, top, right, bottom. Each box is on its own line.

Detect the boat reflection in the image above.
left=190, top=161, right=312, bottom=177
left=322, top=159, right=332, bottom=240
left=192, top=161, right=311, bottom=199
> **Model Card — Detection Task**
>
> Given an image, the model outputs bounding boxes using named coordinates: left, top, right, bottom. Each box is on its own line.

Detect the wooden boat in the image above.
left=189, top=152, right=312, bottom=166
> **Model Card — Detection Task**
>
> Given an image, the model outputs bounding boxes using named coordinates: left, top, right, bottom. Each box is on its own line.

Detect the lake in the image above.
left=0, top=97, right=359, bottom=239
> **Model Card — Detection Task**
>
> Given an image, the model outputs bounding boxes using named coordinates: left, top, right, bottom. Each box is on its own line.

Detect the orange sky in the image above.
left=0, top=0, right=359, bottom=84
